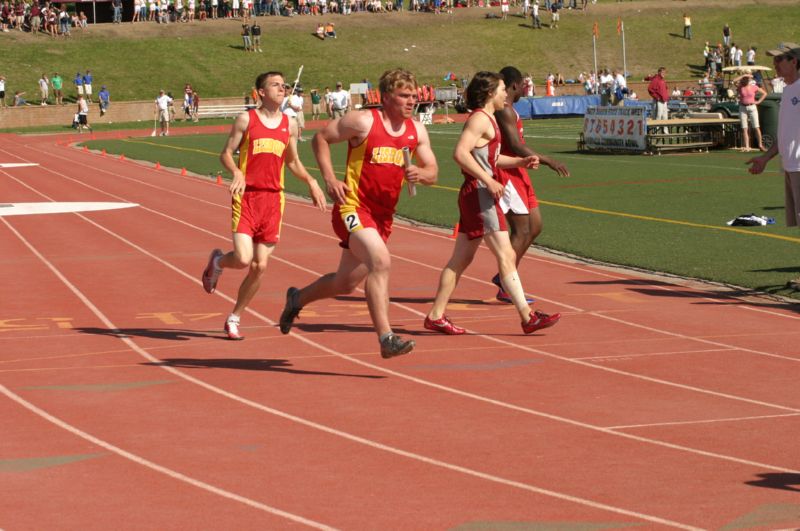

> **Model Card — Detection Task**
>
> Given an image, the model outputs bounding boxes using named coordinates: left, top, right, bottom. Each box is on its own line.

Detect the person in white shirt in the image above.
left=746, top=46, right=756, bottom=65
left=729, top=43, right=737, bottom=67
left=0, top=75, right=6, bottom=108
left=281, top=86, right=306, bottom=140
left=329, top=81, right=350, bottom=119
left=612, top=69, right=626, bottom=104
left=746, top=42, right=800, bottom=289
left=76, top=95, right=91, bottom=133
left=38, top=74, right=49, bottom=105
left=155, top=89, right=173, bottom=136
left=734, top=47, right=743, bottom=67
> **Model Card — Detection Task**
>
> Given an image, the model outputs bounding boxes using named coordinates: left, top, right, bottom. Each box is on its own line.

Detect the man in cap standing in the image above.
left=746, top=42, right=800, bottom=289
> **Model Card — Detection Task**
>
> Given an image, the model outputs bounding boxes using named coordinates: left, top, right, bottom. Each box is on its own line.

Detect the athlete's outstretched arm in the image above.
left=311, top=110, right=371, bottom=204
left=495, top=105, right=570, bottom=177
left=407, top=122, right=438, bottom=186
left=220, top=111, right=250, bottom=196
left=285, top=119, right=327, bottom=211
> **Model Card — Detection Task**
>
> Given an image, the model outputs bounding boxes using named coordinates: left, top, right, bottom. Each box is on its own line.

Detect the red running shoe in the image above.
left=521, top=310, right=561, bottom=334
left=224, top=315, right=245, bottom=340
left=424, top=315, right=466, bottom=335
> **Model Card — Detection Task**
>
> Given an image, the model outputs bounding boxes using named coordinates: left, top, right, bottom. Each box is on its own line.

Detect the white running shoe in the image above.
left=224, top=315, right=244, bottom=340
left=202, top=249, right=224, bottom=293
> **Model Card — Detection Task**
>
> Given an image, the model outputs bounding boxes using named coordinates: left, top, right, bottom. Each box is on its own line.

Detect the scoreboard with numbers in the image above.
left=583, top=106, right=647, bottom=152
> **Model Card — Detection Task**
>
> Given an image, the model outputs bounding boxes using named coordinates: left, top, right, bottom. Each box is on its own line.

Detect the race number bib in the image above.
left=342, top=211, right=363, bottom=233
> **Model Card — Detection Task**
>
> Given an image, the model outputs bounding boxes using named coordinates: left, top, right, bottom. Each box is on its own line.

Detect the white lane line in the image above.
left=0, top=202, right=138, bottom=217
left=0, top=162, right=39, bottom=168
left=0, top=385, right=336, bottom=530
left=7, top=172, right=800, bottom=480
left=10, top=168, right=800, bottom=417
left=574, top=347, right=737, bottom=361
left=608, top=412, right=800, bottom=431
left=0, top=217, right=702, bottom=531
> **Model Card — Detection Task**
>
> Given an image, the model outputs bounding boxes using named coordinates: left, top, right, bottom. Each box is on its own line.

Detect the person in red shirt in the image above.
left=647, top=67, right=669, bottom=121
left=425, top=71, right=561, bottom=336
left=279, top=68, right=439, bottom=359
left=201, top=71, right=327, bottom=340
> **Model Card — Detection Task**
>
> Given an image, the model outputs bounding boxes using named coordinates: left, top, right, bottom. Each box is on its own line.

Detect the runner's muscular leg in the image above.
left=232, top=241, right=274, bottom=316
left=429, top=233, right=481, bottom=320
left=507, top=207, right=542, bottom=266
left=484, top=230, right=531, bottom=321
left=346, top=228, right=393, bottom=337
left=219, top=232, right=255, bottom=270
left=295, top=244, right=368, bottom=308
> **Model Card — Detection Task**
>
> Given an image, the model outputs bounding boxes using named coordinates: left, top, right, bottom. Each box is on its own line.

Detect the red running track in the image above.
left=2, top=130, right=800, bottom=530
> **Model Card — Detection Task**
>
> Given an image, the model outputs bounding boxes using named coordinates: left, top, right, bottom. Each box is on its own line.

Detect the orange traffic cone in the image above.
left=82, top=145, right=88, bottom=152
left=101, top=149, right=106, bottom=157
left=181, top=168, right=187, bottom=176
left=216, top=173, right=223, bottom=185
left=450, top=223, right=460, bottom=239
left=119, top=153, right=125, bottom=161
left=155, top=161, right=161, bottom=170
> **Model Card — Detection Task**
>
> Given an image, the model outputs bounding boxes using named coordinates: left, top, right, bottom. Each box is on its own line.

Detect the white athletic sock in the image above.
left=501, top=273, right=531, bottom=319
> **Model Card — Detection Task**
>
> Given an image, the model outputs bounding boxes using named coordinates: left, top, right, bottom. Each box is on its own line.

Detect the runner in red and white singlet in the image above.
left=426, top=71, right=561, bottom=336
left=490, top=66, right=570, bottom=303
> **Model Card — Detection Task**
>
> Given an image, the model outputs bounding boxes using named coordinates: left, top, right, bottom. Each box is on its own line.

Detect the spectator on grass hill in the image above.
left=324, top=21, right=335, bottom=38
left=14, top=91, right=30, bottom=106
left=0, top=75, right=6, bottom=108
left=38, top=74, right=50, bottom=105
left=99, top=85, right=110, bottom=115
left=251, top=21, right=262, bottom=52
left=682, top=13, right=691, bottom=40
left=74, top=72, right=84, bottom=101
left=315, top=22, right=324, bottom=39
left=746, top=42, right=800, bottom=291
left=329, top=81, right=349, bottom=118
left=83, top=70, right=94, bottom=103
left=50, top=73, right=63, bottom=105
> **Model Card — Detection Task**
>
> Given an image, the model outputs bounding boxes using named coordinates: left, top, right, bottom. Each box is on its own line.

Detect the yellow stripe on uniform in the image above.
left=238, top=131, right=250, bottom=177
left=344, top=138, right=367, bottom=209
left=231, top=194, right=242, bottom=233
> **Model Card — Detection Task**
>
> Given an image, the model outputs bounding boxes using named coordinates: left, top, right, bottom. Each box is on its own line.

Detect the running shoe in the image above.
left=521, top=310, right=561, bottom=334
left=380, top=334, right=415, bottom=359
left=495, top=288, right=535, bottom=304
left=424, top=315, right=466, bottom=335
left=202, top=249, right=224, bottom=294
left=279, top=287, right=302, bottom=334
left=224, top=315, right=245, bottom=340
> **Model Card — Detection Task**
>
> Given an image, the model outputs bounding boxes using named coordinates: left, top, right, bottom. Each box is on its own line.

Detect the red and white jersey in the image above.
left=341, top=108, right=418, bottom=217
left=238, top=109, right=290, bottom=192
left=462, top=108, right=502, bottom=184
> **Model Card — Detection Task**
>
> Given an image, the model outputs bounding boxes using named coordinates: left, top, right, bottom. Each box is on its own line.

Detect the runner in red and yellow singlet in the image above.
left=331, top=107, right=418, bottom=247
left=279, top=68, right=439, bottom=359
left=201, top=71, right=327, bottom=340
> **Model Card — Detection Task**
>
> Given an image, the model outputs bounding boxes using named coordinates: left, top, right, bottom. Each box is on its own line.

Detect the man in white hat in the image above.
left=746, top=42, right=800, bottom=289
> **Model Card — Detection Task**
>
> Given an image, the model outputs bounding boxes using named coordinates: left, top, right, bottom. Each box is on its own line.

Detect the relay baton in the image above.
left=402, top=147, right=416, bottom=197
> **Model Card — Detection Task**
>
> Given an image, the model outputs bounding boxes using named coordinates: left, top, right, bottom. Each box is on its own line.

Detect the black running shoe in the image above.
left=279, top=287, right=301, bottom=334
left=380, top=334, right=415, bottom=359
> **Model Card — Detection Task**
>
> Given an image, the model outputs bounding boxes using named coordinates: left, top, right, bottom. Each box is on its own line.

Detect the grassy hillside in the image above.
left=4, top=0, right=799, bottom=102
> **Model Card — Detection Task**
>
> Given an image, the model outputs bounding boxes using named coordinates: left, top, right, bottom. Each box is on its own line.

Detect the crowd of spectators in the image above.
left=1, top=1, right=88, bottom=35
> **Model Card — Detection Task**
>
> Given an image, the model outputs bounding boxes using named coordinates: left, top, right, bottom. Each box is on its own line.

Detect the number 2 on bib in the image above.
left=344, top=212, right=362, bottom=233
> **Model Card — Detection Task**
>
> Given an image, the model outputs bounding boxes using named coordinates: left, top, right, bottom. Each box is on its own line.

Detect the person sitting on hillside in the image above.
left=14, top=91, right=30, bottom=106
left=324, top=21, right=335, bottom=37
left=314, top=22, right=324, bottom=38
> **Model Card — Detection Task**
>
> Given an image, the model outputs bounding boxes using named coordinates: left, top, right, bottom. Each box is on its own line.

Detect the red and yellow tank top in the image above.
left=341, top=108, right=418, bottom=217
left=238, top=109, right=290, bottom=192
